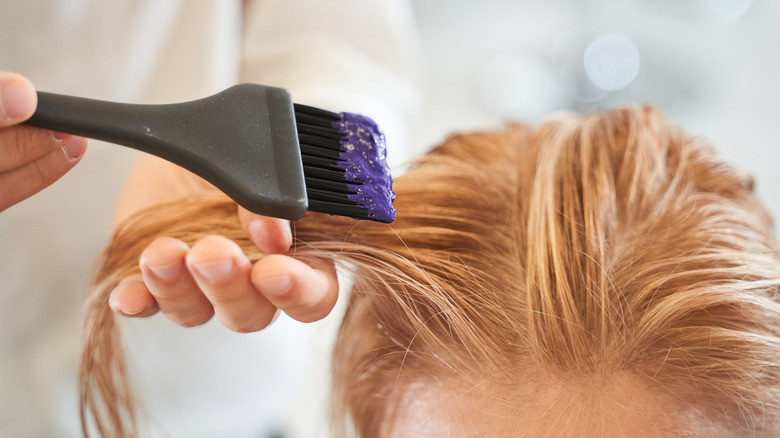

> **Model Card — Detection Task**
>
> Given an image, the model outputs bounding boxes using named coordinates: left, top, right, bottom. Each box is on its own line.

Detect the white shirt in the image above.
left=0, top=1, right=422, bottom=436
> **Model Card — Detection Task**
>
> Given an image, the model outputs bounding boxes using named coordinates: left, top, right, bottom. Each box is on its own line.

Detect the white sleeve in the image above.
left=240, top=0, right=424, bottom=169
left=239, top=2, right=424, bottom=435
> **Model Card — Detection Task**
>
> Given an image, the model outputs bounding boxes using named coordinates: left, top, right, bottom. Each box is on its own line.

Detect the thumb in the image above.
left=0, top=72, right=37, bottom=127
left=238, top=206, right=293, bottom=254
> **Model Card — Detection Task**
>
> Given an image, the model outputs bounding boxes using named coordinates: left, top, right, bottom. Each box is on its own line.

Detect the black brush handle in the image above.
left=25, top=84, right=308, bottom=220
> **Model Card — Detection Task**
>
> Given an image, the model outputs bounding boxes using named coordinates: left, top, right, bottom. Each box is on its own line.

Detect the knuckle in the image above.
left=29, top=157, right=51, bottom=187
left=10, top=129, right=27, bottom=162
left=8, top=128, right=46, bottom=166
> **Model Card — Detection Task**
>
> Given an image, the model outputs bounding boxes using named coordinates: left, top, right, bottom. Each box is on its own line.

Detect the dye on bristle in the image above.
left=294, top=103, right=396, bottom=223
left=333, top=112, right=396, bottom=223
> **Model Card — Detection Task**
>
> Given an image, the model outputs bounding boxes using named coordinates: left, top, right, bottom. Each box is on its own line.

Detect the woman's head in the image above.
left=318, top=106, right=780, bottom=436
left=84, top=107, right=780, bottom=437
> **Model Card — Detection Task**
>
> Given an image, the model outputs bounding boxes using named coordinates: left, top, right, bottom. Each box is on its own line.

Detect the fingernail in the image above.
left=257, top=273, right=291, bottom=296
left=52, top=131, right=71, bottom=141
left=145, top=261, right=183, bottom=281
left=109, top=281, right=153, bottom=316
left=1, top=79, right=36, bottom=120
left=192, top=259, right=234, bottom=282
left=61, top=137, right=86, bottom=161
left=121, top=303, right=152, bottom=316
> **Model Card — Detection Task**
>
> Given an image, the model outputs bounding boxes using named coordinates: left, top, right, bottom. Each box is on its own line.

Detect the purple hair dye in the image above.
left=333, top=112, right=396, bottom=223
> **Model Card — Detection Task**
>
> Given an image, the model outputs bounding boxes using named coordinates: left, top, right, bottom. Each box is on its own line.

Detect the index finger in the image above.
left=0, top=72, right=37, bottom=126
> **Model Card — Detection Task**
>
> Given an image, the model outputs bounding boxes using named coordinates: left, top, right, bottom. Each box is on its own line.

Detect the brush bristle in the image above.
left=294, top=104, right=396, bottom=223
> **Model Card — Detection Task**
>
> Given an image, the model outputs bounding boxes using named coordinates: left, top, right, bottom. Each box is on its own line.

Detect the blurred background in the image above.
left=411, top=0, right=780, bottom=224
left=1, top=0, right=778, bottom=436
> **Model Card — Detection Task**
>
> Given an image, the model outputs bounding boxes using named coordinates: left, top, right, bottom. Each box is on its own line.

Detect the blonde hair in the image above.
left=82, top=107, right=780, bottom=436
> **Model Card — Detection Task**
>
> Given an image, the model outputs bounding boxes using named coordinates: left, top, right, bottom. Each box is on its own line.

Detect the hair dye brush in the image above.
left=24, top=83, right=396, bottom=223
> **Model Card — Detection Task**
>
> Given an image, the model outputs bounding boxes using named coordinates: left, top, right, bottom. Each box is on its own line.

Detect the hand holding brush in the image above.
left=17, top=83, right=397, bottom=330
